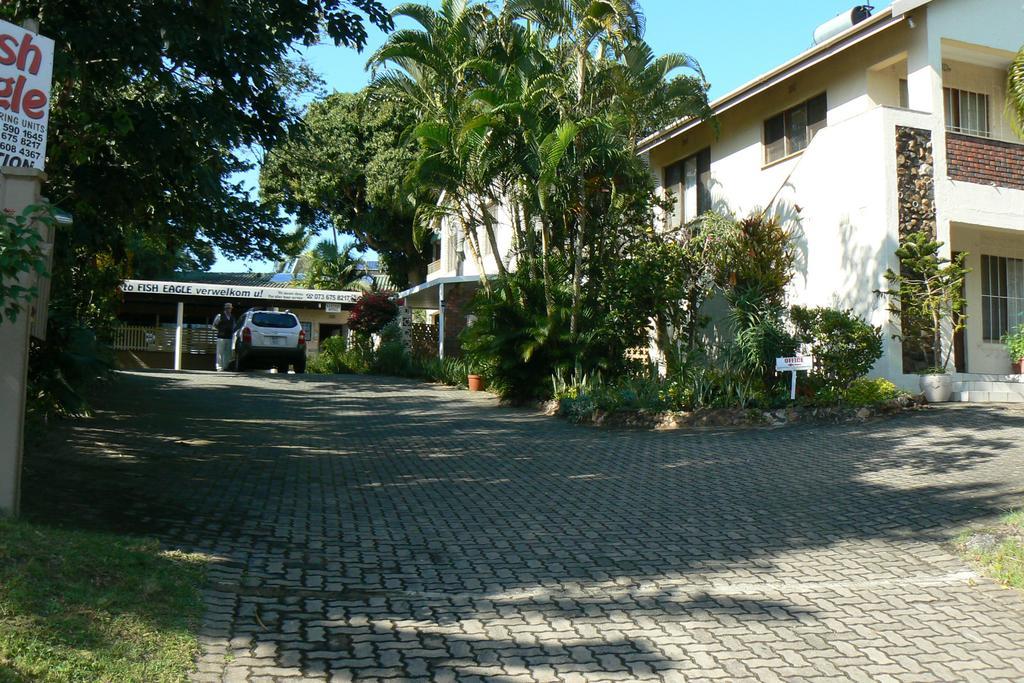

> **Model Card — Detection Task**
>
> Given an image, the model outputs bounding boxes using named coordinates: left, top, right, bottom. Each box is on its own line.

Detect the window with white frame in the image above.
left=763, top=93, right=827, bottom=164
left=664, top=147, right=711, bottom=228
left=944, top=87, right=990, bottom=137
left=981, top=254, right=1024, bottom=341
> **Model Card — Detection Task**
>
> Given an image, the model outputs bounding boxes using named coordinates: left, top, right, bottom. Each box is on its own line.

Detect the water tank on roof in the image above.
left=813, top=5, right=874, bottom=45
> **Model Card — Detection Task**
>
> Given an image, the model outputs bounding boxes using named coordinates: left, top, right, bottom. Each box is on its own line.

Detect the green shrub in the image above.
left=559, top=394, right=597, bottom=423
left=319, top=335, right=347, bottom=357
left=412, top=356, right=469, bottom=387
left=554, top=362, right=769, bottom=417
left=28, top=323, right=113, bottom=418
left=461, top=273, right=576, bottom=402
left=1003, top=324, right=1024, bottom=362
left=843, top=377, right=905, bottom=406
left=372, top=341, right=412, bottom=376
left=462, top=260, right=640, bottom=403
left=341, top=333, right=375, bottom=374
left=791, top=306, right=883, bottom=394
left=308, top=334, right=354, bottom=374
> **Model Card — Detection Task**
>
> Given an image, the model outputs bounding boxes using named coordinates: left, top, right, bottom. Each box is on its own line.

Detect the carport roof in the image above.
left=397, top=275, right=483, bottom=309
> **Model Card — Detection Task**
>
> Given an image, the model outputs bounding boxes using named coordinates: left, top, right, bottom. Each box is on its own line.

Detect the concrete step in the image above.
left=951, top=390, right=1024, bottom=403
left=951, top=381, right=1024, bottom=395
left=952, top=373, right=1024, bottom=383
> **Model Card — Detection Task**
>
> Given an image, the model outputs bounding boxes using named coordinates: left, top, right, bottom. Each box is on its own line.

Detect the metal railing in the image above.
left=113, top=325, right=217, bottom=354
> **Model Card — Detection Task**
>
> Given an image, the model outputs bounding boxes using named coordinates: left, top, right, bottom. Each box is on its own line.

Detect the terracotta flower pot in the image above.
left=1014, top=359, right=1024, bottom=375
left=467, top=374, right=485, bottom=392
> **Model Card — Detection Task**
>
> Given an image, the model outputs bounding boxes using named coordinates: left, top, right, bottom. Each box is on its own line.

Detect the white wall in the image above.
left=428, top=201, right=516, bottom=283
left=649, top=23, right=926, bottom=384
left=647, top=0, right=1024, bottom=385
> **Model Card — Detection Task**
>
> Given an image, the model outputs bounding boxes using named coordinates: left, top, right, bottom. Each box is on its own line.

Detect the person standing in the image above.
left=211, top=303, right=235, bottom=371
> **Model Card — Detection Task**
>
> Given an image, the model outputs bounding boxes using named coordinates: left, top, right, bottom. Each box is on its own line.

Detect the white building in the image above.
left=396, top=200, right=516, bottom=358
left=399, top=0, right=1024, bottom=400
left=641, top=0, right=1024, bottom=400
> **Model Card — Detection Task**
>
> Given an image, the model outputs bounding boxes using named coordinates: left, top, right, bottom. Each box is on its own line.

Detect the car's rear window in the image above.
left=251, top=312, right=298, bottom=329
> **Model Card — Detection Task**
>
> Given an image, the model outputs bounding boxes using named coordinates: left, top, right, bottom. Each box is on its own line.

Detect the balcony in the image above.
left=947, top=133, right=1024, bottom=191
left=426, top=259, right=443, bottom=276
left=939, top=47, right=1024, bottom=190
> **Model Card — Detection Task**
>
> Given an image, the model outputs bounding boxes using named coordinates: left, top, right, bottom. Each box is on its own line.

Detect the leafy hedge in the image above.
left=791, top=306, right=883, bottom=394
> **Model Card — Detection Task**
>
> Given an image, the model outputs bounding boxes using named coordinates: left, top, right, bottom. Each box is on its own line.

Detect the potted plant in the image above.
left=467, top=371, right=485, bottom=392
left=877, top=232, right=969, bottom=403
left=1004, top=324, right=1024, bottom=375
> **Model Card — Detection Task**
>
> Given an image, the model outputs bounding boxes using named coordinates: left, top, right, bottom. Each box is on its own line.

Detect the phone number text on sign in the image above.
left=0, top=20, right=54, bottom=171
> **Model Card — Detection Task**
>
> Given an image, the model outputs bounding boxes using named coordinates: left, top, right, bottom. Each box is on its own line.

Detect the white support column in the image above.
left=174, top=301, right=184, bottom=370
left=438, top=283, right=446, bottom=360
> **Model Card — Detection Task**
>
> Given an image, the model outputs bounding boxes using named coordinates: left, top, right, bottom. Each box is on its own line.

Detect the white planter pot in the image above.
left=919, top=373, right=952, bottom=403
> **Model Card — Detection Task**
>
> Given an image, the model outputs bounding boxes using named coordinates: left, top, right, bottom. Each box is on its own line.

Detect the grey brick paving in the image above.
left=31, top=370, right=1024, bottom=681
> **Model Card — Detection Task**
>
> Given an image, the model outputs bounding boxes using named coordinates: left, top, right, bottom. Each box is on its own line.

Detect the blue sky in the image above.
left=212, top=0, right=892, bottom=272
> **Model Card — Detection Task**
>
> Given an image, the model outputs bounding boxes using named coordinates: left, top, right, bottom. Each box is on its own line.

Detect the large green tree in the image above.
left=367, top=0, right=711, bottom=385
left=260, top=91, right=433, bottom=289
left=294, top=238, right=369, bottom=291
left=0, top=0, right=392, bottom=332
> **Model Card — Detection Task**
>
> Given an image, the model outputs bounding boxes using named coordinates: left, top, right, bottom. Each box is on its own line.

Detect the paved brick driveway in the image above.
left=28, top=370, right=1024, bottom=681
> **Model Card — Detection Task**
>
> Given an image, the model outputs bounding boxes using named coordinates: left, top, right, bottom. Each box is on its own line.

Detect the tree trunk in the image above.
left=457, top=205, right=491, bottom=295
left=478, top=198, right=509, bottom=280
left=540, top=216, right=555, bottom=317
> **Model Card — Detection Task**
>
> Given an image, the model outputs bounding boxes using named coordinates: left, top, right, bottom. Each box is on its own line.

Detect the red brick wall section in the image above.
left=946, top=133, right=1024, bottom=191
left=442, top=283, right=476, bottom=357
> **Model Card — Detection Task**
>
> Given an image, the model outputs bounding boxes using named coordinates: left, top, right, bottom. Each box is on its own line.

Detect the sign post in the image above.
left=0, top=18, right=54, bottom=517
left=775, top=354, right=814, bottom=401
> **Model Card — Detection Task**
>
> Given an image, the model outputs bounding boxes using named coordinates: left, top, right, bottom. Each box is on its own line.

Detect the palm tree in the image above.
left=368, top=0, right=500, bottom=289
left=368, top=0, right=711, bottom=366
left=1009, top=46, right=1024, bottom=138
left=296, top=239, right=369, bottom=291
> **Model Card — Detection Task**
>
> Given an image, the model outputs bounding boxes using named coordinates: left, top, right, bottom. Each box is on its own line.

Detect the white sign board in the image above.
left=120, top=279, right=363, bottom=305
left=0, top=20, right=54, bottom=170
left=776, top=355, right=814, bottom=372
left=325, top=302, right=342, bottom=313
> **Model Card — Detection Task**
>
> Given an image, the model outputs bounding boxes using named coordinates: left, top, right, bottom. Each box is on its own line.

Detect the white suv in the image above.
left=230, top=310, right=307, bottom=373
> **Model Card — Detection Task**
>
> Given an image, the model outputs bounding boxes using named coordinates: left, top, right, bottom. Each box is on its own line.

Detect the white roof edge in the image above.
left=892, top=0, right=933, bottom=16
left=396, top=275, right=485, bottom=299
left=638, top=4, right=920, bottom=154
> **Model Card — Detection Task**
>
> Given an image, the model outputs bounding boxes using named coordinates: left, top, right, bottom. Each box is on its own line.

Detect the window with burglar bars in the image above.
left=763, top=93, right=827, bottom=164
left=981, top=254, right=1024, bottom=341
left=664, top=147, right=711, bottom=228
left=944, top=87, right=989, bottom=137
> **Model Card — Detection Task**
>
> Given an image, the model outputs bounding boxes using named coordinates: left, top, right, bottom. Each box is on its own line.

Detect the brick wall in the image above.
left=442, top=283, right=476, bottom=357
left=946, top=133, right=1024, bottom=191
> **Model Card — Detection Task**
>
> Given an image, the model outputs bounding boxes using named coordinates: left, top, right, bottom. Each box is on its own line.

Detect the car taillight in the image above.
left=298, top=329, right=306, bottom=346
left=242, top=327, right=251, bottom=344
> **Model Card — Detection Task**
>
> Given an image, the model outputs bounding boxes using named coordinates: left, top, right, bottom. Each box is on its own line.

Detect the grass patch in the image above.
left=0, top=517, right=207, bottom=682
left=958, top=509, right=1024, bottom=591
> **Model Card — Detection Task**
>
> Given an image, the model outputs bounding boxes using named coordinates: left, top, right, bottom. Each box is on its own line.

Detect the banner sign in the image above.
left=775, top=355, right=814, bottom=372
left=0, top=20, right=54, bottom=170
left=120, top=279, right=362, bottom=305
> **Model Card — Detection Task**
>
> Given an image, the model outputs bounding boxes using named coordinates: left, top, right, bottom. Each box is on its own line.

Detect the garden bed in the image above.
left=542, top=394, right=925, bottom=430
